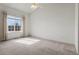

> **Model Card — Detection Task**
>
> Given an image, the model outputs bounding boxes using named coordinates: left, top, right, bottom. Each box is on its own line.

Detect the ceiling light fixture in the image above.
left=31, top=3, right=38, bottom=9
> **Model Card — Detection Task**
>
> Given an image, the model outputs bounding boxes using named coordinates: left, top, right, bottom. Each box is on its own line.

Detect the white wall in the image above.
left=75, top=3, right=78, bottom=53
left=30, top=3, right=75, bottom=44
left=0, top=5, right=29, bottom=40
left=77, top=3, right=79, bottom=54
left=25, top=15, right=30, bottom=36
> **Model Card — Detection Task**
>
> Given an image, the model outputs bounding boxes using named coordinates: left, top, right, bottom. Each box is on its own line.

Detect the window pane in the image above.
left=15, top=26, right=17, bottom=31
left=8, top=18, right=15, bottom=31
left=8, top=18, right=15, bottom=26
left=8, top=26, right=12, bottom=31
left=18, top=26, right=21, bottom=31
left=15, top=19, right=21, bottom=31
left=12, top=26, right=14, bottom=31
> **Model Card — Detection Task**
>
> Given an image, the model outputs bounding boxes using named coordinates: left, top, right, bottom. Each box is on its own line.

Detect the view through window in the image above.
left=7, top=16, right=22, bottom=31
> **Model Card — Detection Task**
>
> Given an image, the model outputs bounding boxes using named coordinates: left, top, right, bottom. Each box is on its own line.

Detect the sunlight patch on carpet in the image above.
left=14, top=38, right=40, bottom=45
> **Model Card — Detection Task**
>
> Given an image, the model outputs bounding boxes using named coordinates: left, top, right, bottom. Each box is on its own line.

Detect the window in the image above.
left=8, top=26, right=14, bottom=31
left=15, top=19, right=21, bottom=31
left=7, top=16, right=22, bottom=32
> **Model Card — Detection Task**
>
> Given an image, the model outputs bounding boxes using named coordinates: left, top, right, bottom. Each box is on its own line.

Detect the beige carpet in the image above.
left=0, top=37, right=77, bottom=55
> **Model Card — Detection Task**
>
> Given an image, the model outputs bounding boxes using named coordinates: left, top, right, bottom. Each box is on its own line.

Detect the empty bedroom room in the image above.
left=0, top=3, right=79, bottom=55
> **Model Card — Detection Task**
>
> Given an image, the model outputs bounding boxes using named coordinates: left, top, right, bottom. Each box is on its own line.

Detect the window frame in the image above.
left=7, top=15, right=23, bottom=33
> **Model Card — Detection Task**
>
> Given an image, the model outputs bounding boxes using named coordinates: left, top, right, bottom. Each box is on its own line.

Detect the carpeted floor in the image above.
left=0, top=37, right=77, bottom=55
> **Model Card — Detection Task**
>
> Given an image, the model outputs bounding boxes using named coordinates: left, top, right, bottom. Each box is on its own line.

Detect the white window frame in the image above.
left=7, top=15, right=23, bottom=33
